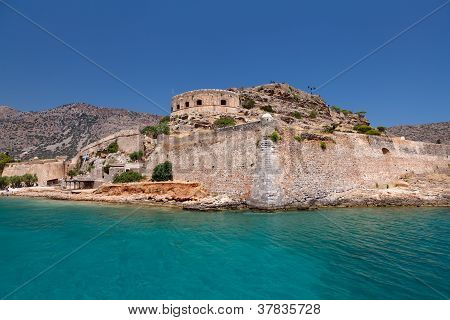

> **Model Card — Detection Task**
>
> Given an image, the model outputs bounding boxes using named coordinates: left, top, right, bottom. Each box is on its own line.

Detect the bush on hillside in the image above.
left=377, top=126, right=386, bottom=133
left=214, top=116, right=236, bottom=128
left=141, top=118, right=170, bottom=138
left=353, top=124, right=372, bottom=133
left=261, top=105, right=274, bottom=113
left=152, top=161, right=173, bottom=182
left=320, top=141, right=327, bottom=150
left=106, top=141, right=119, bottom=153
left=308, top=110, right=317, bottom=118
left=291, top=111, right=302, bottom=119
left=241, top=97, right=255, bottom=109
left=270, top=131, right=281, bottom=143
left=129, top=150, right=144, bottom=161
left=0, top=152, right=12, bottom=174
left=366, top=129, right=381, bottom=136
left=113, top=171, right=144, bottom=183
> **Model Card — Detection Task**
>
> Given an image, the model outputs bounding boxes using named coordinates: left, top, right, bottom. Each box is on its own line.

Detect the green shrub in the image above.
left=292, top=94, right=300, bottom=102
left=67, top=169, right=79, bottom=178
left=270, top=131, right=281, bottom=143
left=353, top=124, right=372, bottom=133
left=241, top=97, right=256, bottom=109
left=366, top=129, right=381, bottom=136
left=322, top=124, right=337, bottom=133
left=106, top=141, right=119, bottom=153
left=320, top=141, right=327, bottom=150
left=113, top=171, right=144, bottom=183
left=330, top=106, right=341, bottom=112
left=356, top=111, right=366, bottom=116
left=0, top=152, right=12, bottom=174
left=141, top=121, right=170, bottom=138
left=129, top=150, right=144, bottom=161
left=377, top=126, right=386, bottom=133
left=9, top=175, right=23, bottom=188
left=261, top=105, right=275, bottom=113
left=159, top=116, right=170, bottom=124
left=152, top=161, right=173, bottom=182
left=0, top=176, right=9, bottom=189
left=214, top=116, right=236, bottom=128
left=22, top=173, right=38, bottom=187
left=294, top=135, right=303, bottom=142
left=308, top=110, right=317, bottom=118
left=341, top=109, right=352, bottom=116
left=291, top=111, right=302, bottom=119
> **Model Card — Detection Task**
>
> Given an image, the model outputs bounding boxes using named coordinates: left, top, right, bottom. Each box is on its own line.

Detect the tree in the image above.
left=22, top=174, right=38, bottom=187
left=152, top=161, right=173, bottom=181
left=67, top=169, right=79, bottom=178
left=0, top=152, right=12, bottom=174
left=214, top=117, right=236, bottom=128
left=9, top=175, right=23, bottom=188
left=0, top=176, right=9, bottom=189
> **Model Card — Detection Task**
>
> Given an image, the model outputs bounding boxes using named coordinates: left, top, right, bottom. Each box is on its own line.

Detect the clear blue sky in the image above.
left=1, top=0, right=449, bottom=126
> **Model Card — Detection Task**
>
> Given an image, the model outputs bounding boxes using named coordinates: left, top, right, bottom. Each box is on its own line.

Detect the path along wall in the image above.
left=146, top=120, right=450, bottom=208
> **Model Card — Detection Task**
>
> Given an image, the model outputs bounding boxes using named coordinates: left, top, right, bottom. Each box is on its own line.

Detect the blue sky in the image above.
left=1, top=0, right=449, bottom=126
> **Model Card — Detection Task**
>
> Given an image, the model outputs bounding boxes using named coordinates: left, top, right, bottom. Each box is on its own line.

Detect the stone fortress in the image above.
left=3, top=83, right=449, bottom=209
left=171, top=89, right=240, bottom=115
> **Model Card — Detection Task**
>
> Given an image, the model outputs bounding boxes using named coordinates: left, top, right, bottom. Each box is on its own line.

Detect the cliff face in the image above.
left=387, top=122, right=450, bottom=145
left=0, top=103, right=160, bottom=159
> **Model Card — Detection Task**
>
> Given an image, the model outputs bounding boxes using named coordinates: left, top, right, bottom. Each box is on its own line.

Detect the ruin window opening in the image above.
left=221, top=99, right=227, bottom=105
left=185, top=102, right=189, bottom=108
left=176, top=104, right=180, bottom=110
left=196, top=100, right=202, bottom=106
left=382, top=148, right=390, bottom=155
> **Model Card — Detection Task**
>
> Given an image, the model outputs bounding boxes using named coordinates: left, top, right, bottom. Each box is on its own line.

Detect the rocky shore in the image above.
left=2, top=171, right=449, bottom=211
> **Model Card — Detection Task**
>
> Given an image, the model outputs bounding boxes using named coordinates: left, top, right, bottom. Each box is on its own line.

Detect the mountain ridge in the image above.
left=0, top=102, right=161, bottom=159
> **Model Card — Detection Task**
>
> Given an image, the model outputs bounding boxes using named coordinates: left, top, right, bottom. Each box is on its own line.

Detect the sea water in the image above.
left=0, top=198, right=448, bottom=299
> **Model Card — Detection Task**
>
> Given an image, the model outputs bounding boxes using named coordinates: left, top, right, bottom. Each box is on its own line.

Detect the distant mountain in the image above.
left=387, top=122, right=449, bottom=145
left=0, top=103, right=161, bottom=159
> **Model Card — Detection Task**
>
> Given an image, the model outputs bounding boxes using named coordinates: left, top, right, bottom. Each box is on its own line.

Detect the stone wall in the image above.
left=171, top=89, right=239, bottom=114
left=2, top=159, right=67, bottom=186
left=145, top=116, right=449, bottom=209
left=71, top=129, right=143, bottom=166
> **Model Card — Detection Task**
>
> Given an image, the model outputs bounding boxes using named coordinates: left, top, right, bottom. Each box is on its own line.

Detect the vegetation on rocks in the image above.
left=270, top=131, right=281, bottom=143
left=106, top=140, right=119, bottom=153
left=152, top=161, right=173, bottom=182
left=67, top=168, right=80, bottom=178
left=129, top=150, right=144, bottom=161
left=261, top=105, right=275, bottom=113
left=377, top=126, right=386, bottom=133
left=366, top=129, right=381, bottom=136
left=141, top=117, right=170, bottom=138
left=241, top=97, right=255, bottom=109
left=291, top=111, right=302, bottom=119
left=113, top=171, right=144, bottom=183
left=354, top=124, right=381, bottom=136
left=214, top=116, right=236, bottom=128
left=294, top=135, right=303, bottom=142
left=308, top=110, right=317, bottom=118
left=320, top=141, right=327, bottom=150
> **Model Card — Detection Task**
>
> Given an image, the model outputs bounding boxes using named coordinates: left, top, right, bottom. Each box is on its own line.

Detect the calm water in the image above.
left=0, top=198, right=449, bottom=300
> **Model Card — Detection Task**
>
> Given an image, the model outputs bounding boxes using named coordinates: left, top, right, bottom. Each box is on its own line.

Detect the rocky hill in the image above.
left=0, top=103, right=161, bottom=159
left=387, top=122, right=449, bottom=145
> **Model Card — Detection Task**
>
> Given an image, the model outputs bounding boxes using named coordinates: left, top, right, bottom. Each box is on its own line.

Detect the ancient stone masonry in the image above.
left=171, top=89, right=240, bottom=115
left=2, top=158, right=67, bottom=186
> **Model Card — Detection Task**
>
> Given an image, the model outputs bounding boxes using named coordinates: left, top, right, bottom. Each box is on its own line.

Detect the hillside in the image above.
left=0, top=103, right=161, bottom=159
left=387, top=122, right=449, bottom=145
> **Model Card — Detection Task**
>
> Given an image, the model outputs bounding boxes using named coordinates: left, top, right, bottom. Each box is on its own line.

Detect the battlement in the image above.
left=171, top=89, right=240, bottom=115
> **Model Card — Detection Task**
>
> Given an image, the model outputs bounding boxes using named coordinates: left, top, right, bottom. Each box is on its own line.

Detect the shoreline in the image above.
left=1, top=181, right=449, bottom=211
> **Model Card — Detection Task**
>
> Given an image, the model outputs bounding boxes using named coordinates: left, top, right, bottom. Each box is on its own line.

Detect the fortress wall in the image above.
left=71, top=130, right=142, bottom=165
left=146, top=121, right=449, bottom=208
left=147, top=122, right=261, bottom=199
left=2, top=160, right=67, bottom=186
left=171, top=106, right=239, bottom=115
left=277, top=130, right=449, bottom=206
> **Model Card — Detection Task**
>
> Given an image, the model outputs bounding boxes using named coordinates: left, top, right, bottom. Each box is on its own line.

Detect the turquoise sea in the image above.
left=0, top=198, right=448, bottom=300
